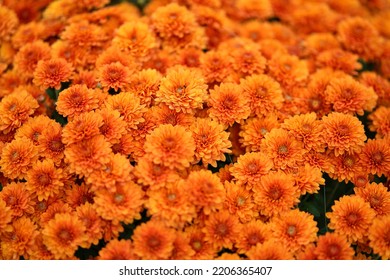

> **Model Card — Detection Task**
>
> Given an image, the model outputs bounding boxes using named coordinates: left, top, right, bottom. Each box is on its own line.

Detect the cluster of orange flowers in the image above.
left=1, top=0, right=390, bottom=260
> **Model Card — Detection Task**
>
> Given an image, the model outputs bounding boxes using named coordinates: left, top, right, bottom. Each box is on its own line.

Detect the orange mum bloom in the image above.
left=246, top=240, right=293, bottom=260
left=230, top=44, right=267, bottom=78
left=13, top=40, right=51, bottom=78
left=230, top=152, right=273, bottom=188
left=368, top=106, right=390, bottom=139
left=42, top=213, right=86, bottom=259
left=208, top=82, right=251, bottom=127
left=326, top=151, right=363, bottom=183
left=56, top=85, right=101, bottom=119
left=96, top=108, right=127, bottom=145
left=38, top=121, right=65, bottom=165
left=236, top=0, right=273, bottom=20
left=0, top=90, right=39, bottom=134
left=0, top=198, right=12, bottom=233
left=62, top=111, right=103, bottom=145
left=355, top=183, right=390, bottom=217
left=112, top=21, right=156, bottom=59
left=200, top=50, right=234, bottom=85
left=236, top=219, right=271, bottom=254
left=170, top=231, right=196, bottom=260
left=93, top=182, right=144, bottom=225
left=260, top=128, right=305, bottom=170
left=97, top=62, right=132, bottom=93
left=33, top=58, right=73, bottom=90
left=76, top=203, right=103, bottom=248
left=314, top=232, right=354, bottom=260
left=184, top=169, right=226, bottom=215
left=146, top=181, right=197, bottom=229
left=156, top=66, right=208, bottom=114
left=327, top=195, right=376, bottom=243
left=190, top=117, right=231, bottom=167
left=144, top=124, right=195, bottom=170
left=65, top=183, right=95, bottom=209
left=270, top=209, right=318, bottom=253
left=132, top=220, right=176, bottom=260
left=185, top=225, right=216, bottom=260
left=14, top=115, right=55, bottom=146
left=223, top=181, right=258, bottom=223
left=322, top=112, right=366, bottom=156
left=0, top=137, right=38, bottom=180
left=26, top=159, right=64, bottom=201
left=252, top=171, right=299, bottom=218
left=360, top=72, right=390, bottom=107
left=316, top=48, right=362, bottom=75
left=240, top=74, right=283, bottom=117
left=0, top=5, right=19, bottom=42
left=127, top=69, right=162, bottom=107
left=0, top=182, right=34, bottom=218
left=98, top=239, right=136, bottom=260
left=202, top=210, right=241, bottom=250
left=288, top=164, right=325, bottom=195
left=369, top=215, right=390, bottom=259
left=360, top=138, right=390, bottom=177
left=239, top=115, right=280, bottom=152
left=151, top=104, right=194, bottom=127
left=325, top=75, right=377, bottom=116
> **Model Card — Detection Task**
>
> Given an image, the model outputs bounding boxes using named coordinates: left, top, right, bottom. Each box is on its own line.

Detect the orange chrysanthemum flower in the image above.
left=239, top=115, right=280, bottom=152
left=0, top=137, right=38, bottom=180
left=0, top=90, right=39, bottom=134
left=316, top=48, right=362, bottom=75
left=190, top=117, right=231, bottom=167
left=355, top=183, right=390, bottom=217
left=42, top=213, right=86, bottom=259
left=327, top=151, right=363, bottom=183
left=230, top=152, right=273, bottom=188
left=360, top=72, right=390, bottom=107
left=76, top=203, right=103, bottom=248
left=184, top=169, right=226, bottom=215
left=240, top=74, right=283, bottom=117
left=260, top=128, right=305, bottom=169
left=13, top=40, right=51, bottom=78
left=246, top=240, right=293, bottom=260
left=202, top=210, right=241, bottom=250
left=33, top=58, right=73, bottom=90
left=200, top=50, right=234, bottom=85
left=0, top=199, right=12, bottom=233
left=325, top=75, right=377, bottom=116
left=94, top=182, right=144, bottom=224
left=288, top=164, right=325, bottom=195
left=26, top=159, right=64, bottom=201
left=169, top=231, right=196, bottom=260
left=0, top=182, right=34, bottom=218
left=152, top=104, right=194, bottom=127
left=56, top=85, right=101, bottom=119
left=65, top=183, right=95, bottom=209
left=236, top=0, right=273, bottom=20
left=252, top=171, right=299, bottom=218
left=230, top=45, right=267, bottom=78
left=96, top=108, right=127, bottom=145
left=185, top=225, right=216, bottom=260
left=97, top=62, right=132, bottom=93
left=369, top=215, right=390, bottom=259
left=98, top=239, right=136, bottom=260
left=39, top=201, right=73, bottom=226
left=38, top=121, right=65, bottom=165
left=132, top=220, right=176, bottom=260
left=223, top=181, right=258, bottom=223
left=322, top=112, right=366, bottom=156
left=314, top=232, right=355, bottom=260
left=155, top=66, right=208, bottom=114
left=270, top=209, right=318, bottom=253
left=360, top=139, right=390, bottom=177
left=236, top=219, right=272, bottom=254
left=0, top=5, right=19, bottom=42
left=127, top=69, right=162, bottom=107
left=144, top=124, right=195, bottom=170
left=146, top=181, right=197, bottom=229
left=208, top=82, right=251, bottom=127
left=368, top=106, right=390, bottom=139
left=327, top=195, right=376, bottom=243
left=14, top=115, right=55, bottom=146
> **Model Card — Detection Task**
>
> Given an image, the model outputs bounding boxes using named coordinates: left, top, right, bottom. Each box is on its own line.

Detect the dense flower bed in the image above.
left=0, top=0, right=390, bottom=260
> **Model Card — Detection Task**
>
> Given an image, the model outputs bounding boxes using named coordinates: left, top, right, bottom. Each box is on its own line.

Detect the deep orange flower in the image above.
left=369, top=215, right=390, bottom=259
left=60, top=20, right=107, bottom=49
left=327, top=195, right=376, bottom=243
left=56, top=85, right=101, bottom=119
left=208, top=82, right=251, bottom=127
left=270, top=209, right=318, bottom=253
left=14, top=115, right=55, bottom=146
left=327, top=151, right=363, bottom=183
left=240, top=74, right=283, bottom=117
left=93, top=182, right=144, bottom=224
left=200, top=50, right=235, bottom=85
left=75, top=0, right=110, bottom=10
left=95, top=46, right=138, bottom=69
left=288, top=164, right=325, bottom=195
left=169, top=231, right=196, bottom=260
left=368, top=106, right=390, bottom=139
left=0, top=199, right=12, bottom=233
left=230, top=44, right=267, bottom=78
left=360, top=138, right=390, bottom=177
left=11, top=21, right=45, bottom=50
left=96, top=108, right=127, bottom=145
left=144, top=124, right=195, bottom=170
left=314, top=232, right=354, bottom=260
left=0, top=90, right=39, bottom=134
left=33, top=58, right=73, bottom=90
left=26, top=159, right=64, bottom=201
left=13, top=40, right=51, bottom=78
left=316, top=48, right=362, bottom=75
left=236, top=219, right=271, bottom=254
left=0, top=137, right=38, bottom=180
left=322, top=112, right=366, bottom=156
left=0, top=5, right=19, bottom=42
left=184, top=169, right=226, bottom=215
left=252, top=171, right=299, bottom=218
left=146, top=181, right=197, bottom=229
left=98, top=239, right=136, bottom=260
left=246, top=239, right=293, bottom=260
left=111, top=134, right=134, bottom=157
left=42, top=213, right=86, bottom=259
left=38, top=121, right=65, bottom=165
left=98, top=62, right=132, bottom=92
left=236, top=0, right=273, bottom=20
left=185, top=225, right=216, bottom=260
left=155, top=66, right=208, bottom=114
left=260, top=128, right=305, bottom=169
left=325, top=75, right=377, bottom=116
left=127, top=69, right=162, bottom=107
left=65, top=183, right=95, bottom=209
left=39, top=201, right=73, bottom=226
left=76, top=203, right=103, bottom=248
left=360, top=72, right=390, bottom=107
left=355, top=183, right=390, bottom=217
left=132, top=220, right=176, bottom=260
left=151, top=104, right=194, bottom=127
left=0, top=182, right=34, bottom=218
left=202, top=209, right=241, bottom=250
left=230, top=152, right=273, bottom=188
left=190, top=117, right=231, bottom=167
